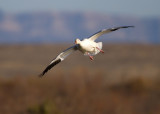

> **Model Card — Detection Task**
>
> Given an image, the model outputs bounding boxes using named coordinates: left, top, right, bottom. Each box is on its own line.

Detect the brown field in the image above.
left=0, top=44, right=160, bottom=114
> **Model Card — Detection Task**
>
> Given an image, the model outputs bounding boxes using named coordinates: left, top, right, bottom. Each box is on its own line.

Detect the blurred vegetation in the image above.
left=27, top=100, right=61, bottom=114
left=0, top=74, right=160, bottom=114
left=0, top=44, right=160, bottom=114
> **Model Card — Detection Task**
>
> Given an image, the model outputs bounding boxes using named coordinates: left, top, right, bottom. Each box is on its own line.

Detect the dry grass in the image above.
left=0, top=74, right=160, bottom=114
left=0, top=44, right=160, bottom=114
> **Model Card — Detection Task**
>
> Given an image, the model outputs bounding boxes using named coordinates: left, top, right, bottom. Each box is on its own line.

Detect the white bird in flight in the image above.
left=39, top=26, right=134, bottom=77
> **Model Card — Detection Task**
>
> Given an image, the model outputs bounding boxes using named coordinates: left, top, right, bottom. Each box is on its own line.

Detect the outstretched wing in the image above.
left=39, top=44, right=79, bottom=77
left=88, top=26, right=134, bottom=41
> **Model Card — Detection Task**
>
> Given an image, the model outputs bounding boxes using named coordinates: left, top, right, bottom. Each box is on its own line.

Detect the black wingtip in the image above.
left=110, top=26, right=134, bottom=32
left=38, top=69, right=48, bottom=78
left=38, top=59, right=61, bottom=78
left=38, top=73, right=44, bottom=78
left=118, top=26, right=135, bottom=29
left=124, top=26, right=135, bottom=28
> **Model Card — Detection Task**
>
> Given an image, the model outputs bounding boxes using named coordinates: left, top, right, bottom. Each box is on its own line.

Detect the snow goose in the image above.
left=39, top=26, right=134, bottom=76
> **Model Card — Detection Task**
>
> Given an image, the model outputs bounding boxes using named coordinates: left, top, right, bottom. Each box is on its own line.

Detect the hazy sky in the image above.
left=0, top=0, right=160, bottom=17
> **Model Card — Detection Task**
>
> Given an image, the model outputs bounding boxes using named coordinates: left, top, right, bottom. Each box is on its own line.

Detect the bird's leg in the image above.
left=96, top=47, right=104, bottom=53
left=89, top=55, right=94, bottom=60
left=86, top=52, right=94, bottom=60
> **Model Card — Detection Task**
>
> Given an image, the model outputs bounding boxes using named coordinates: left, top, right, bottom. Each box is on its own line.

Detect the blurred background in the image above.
left=0, top=0, right=160, bottom=114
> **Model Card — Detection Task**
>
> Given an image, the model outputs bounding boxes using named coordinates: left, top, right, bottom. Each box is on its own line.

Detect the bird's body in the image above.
left=77, top=39, right=102, bottom=56
left=39, top=26, right=134, bottom=77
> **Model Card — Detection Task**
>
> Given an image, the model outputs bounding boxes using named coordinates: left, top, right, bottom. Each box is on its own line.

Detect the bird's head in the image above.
left=75, top=38, right=81, bottom=44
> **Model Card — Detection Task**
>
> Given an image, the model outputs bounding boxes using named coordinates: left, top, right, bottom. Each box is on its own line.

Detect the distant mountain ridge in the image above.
left=0, top=11, right=160, bottom=43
